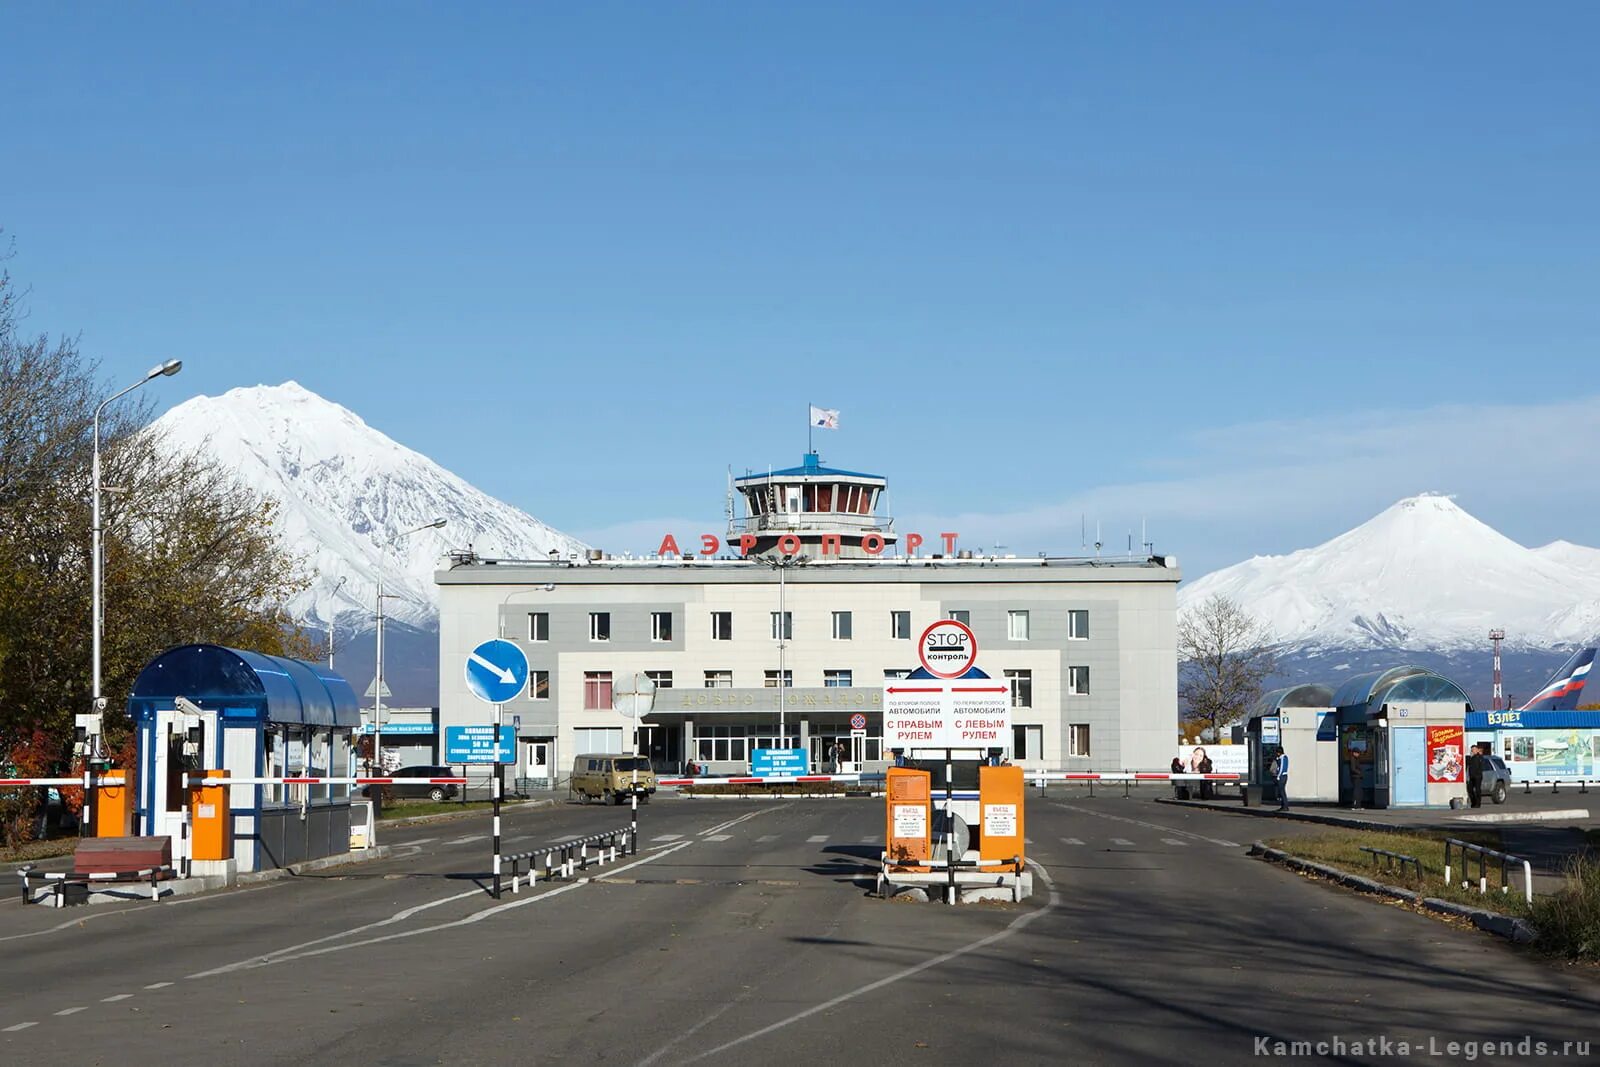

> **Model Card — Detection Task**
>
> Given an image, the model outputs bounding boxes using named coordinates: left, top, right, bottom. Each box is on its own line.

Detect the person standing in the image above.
left=1272, top=747, right=1290, bottom=811
left=1197, top=750, right=1215, bottom=799
left=1466, top=742, right=1485, bottom=808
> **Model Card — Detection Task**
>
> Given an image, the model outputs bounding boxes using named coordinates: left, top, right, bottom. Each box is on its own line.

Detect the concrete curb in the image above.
left=1453, top=809, right=1589, bottom=824
left=375, top=798, right=558, bottom=827
left=1250, top=842, right=1538, bottom=944
left=1156, top=797, right=1399, bottom=833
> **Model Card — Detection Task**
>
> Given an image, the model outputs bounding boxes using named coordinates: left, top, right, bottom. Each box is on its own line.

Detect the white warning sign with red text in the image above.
left=882, top=680, right=1011, bottom=749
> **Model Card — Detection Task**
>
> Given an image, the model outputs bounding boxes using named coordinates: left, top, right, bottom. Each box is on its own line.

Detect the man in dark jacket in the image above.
left=1466, top=742, right=1486, bottom=808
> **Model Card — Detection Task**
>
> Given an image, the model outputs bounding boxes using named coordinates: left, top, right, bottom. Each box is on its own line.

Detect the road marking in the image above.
left=1062, top=837, right=1085, bottom=845
left=1025, top=837, right=1035, bottom=845
left=756, top=834, right=778, bottom=843
left=101, top=994, right=133, bottom=1002
left=405, top=837, right=438, bottom=846
left=1161, top=838, right=1189, bottom=847
left=706, top=834, right=732, bottom=842
left=674, top=858, right=1061, bottom=1065
left=55, top=1007, right=87, bottom=1016
left=0, top=882, right=284, bottom=944
left=651, top=834, right=684, bottom=842
left=447, top=834, right=486, bottom=845
left=1110, top=837, right=1135, bottom=846
left=199, top=840, right=698, bottom=972
left=1054, top=802, right=1244, bottom=849
left=3, top=1022, right=37, bottom=1032
left=807, top=835, right=829, bottom=843
left=700, top=808, right=778, bottom=837
left=144, top=982, right=173, bottom=990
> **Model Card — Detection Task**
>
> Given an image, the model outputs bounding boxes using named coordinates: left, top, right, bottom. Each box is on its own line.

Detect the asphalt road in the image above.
left=2, top=794, right=1596, bottom=1065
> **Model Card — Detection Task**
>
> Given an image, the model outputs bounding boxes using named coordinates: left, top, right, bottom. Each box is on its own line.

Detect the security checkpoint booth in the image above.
left=1331, top=666, right=1471, bottom=809
left=127, top=644, right=361, bottom=872
left=1246, top=683, right=1338, bottom=803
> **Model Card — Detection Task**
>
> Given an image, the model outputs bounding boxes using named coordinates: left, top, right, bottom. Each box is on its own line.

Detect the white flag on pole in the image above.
left=809, top=405, right=840, bottom=430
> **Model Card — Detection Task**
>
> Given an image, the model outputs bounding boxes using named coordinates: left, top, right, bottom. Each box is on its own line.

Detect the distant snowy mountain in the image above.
left=1179, top=494, right=1600, bottom=652
left=151, top=382, right=587, bottom=629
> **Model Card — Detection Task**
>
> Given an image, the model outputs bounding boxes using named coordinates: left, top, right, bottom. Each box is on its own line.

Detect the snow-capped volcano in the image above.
left=1179, top=494, right=1600, bottom=652
left=151, top=382, right=587, bottom=628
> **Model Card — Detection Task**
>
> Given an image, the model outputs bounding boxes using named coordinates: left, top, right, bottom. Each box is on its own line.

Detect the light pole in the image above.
left=373, top=519, right=446, bottom=776
left=497, top=584, right=555, bottom=793
left=328, top=575, right=348, bottom=670
left=87, top=359, right=181, bottom=833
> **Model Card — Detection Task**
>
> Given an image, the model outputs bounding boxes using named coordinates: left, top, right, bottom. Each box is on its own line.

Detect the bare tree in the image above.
left=1177, top=594, right=1278, bottom=742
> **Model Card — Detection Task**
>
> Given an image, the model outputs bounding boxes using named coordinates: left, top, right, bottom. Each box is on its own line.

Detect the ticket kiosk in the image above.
left=128, top=644, right=360, bottom=871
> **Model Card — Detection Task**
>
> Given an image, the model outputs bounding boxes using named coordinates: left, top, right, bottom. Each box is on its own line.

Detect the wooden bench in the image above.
left=17, top=836, right=175, bottom=907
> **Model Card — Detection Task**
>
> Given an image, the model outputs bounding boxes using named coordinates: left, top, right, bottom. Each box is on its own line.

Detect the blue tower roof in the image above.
left=737, top=452, right=883, bottom=482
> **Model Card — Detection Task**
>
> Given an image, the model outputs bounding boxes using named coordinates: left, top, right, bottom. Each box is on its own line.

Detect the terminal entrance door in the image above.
left=1392, top=727, right=1426, bottom=806
left=526, top=741, right=551, bottom=788
left=811, top=734, right=848, bottom=773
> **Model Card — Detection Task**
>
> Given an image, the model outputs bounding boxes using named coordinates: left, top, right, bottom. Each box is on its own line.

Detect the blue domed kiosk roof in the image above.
left=1332, top=666, right=1471, bottom=716
left=1251, top=683, right=1336, bottom=719
left=127, top=643, right=359, bottom=727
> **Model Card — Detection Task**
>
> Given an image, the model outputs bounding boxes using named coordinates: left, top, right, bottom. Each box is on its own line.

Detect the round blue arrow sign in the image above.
left=464, top=638, right=529, bottom=704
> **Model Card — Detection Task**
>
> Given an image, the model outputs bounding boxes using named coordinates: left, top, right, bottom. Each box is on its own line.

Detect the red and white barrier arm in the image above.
left=180, top=775, right=468, bottom=787
left=657, top=773, right=863, bottom=787
left=0, top=777, right=127, bottom=787
left=1028, top=771, right=1242, bottom=784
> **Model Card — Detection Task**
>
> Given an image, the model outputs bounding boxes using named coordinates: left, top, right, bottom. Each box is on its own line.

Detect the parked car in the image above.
left=570, top=754, right=656, bottom=804
left=362, top=765, right=458, bottom=802
left=1483, top=755, right=1511, bottom=804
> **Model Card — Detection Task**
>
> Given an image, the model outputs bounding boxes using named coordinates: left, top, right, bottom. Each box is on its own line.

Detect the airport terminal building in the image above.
left=435, top=454, right=1181, bottom=782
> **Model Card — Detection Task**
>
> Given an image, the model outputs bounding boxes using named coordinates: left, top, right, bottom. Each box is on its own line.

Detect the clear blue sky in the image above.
left=4, top=3, right=1597, bottom=576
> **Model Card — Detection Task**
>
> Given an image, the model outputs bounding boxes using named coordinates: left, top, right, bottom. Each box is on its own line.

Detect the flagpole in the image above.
left=808, top=403, right=813, bottom=455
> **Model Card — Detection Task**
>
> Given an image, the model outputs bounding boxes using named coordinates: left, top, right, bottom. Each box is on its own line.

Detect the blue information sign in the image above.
left=464, top=639, right=530, bottom=704
left=446, top=725, right=516, bottom=764
left=751, top=747, right=809, bottom=778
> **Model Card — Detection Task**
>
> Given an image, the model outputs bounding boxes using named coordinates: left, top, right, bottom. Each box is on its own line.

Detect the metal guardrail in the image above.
left=17, top=863, right=172, bottom=907
left=1444, top=838, right=1533, bottom=904
left=503, top=827, right=635, bottom=892
left=1520, top=779, right=1592, bottom=794
left=1359, top=845, right=1422, bottom=880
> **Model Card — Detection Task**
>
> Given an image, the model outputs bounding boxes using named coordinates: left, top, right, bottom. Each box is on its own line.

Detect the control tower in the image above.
left=730, top=452, right=897, bottom=559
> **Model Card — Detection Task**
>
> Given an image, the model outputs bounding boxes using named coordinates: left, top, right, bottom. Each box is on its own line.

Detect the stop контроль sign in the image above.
left=918, top=619, right=977, bottom=678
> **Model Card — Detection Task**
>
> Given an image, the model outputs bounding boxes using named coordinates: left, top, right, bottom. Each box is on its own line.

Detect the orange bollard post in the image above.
left=187, top=769, right=233, bottom=861
left=885, top=767, right=932, bottom=869
left=979, top=764, right=1025, bottom=872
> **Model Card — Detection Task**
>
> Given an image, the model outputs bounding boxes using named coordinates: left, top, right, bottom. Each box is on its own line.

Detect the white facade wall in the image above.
left=437, top=560, right=1180, bottom=777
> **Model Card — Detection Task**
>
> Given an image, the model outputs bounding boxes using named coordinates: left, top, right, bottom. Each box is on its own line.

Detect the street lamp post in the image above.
left=86, top=359, right=181, bottom=834
left=372, top=519, right=446, bottom=776
left=328, top=575, right=348, bottom=670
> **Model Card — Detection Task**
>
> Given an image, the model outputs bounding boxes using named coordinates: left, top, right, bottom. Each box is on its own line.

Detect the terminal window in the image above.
left=947, top=609, right=970, bottom=624
left=824, top=669, right=852, bottom=688
left=528, top=612, right=549, bottom=642
left=770, top=611, right=793, bottom=640
left=890, top=611, right=911, bottom=639
left=1007, top=610, right=1030, bottom=641
left=651, top=612, right=673, bottom=642
left=1068, top=666, right=1091, bottom=695
left=1067, top=609, right=1089, bottom=640
left=764, top=669, right=794, bottom=688
left=704, top=670, right=733, bottom=688
left=1069, top=724, right=1091, bottom=758
left=583, top=671, right=613, bottom=710
left=530, top=670, right=550, bottom=700
left=884, top=668, right=911, bottom=680
left=711, top=611, right=733, bottom=640
left=832, top=610, right=853, bottom=640
left=589, top=612, right=610, bottom=642
left=1012, top=724, right=1043, bottom=761
left=646, top=670, right=673, bottom=689
left=1006, top=669, right=1033, bottom=708
left=697, top=725, right=749, bottom=762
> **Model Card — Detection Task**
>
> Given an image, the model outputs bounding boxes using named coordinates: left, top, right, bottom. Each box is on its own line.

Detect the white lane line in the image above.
left=3, top=1021, right=37, bottom=1032
left=186, top=885, right=485, bottom=979
left=1025, top=837, right=1036, bottom=845
left=447, top=834, right=486, bottom=845
left=0, top=882, right=284, bottom=944
left=144, top=982, right=173, bottom=990
left=673, top=858, right=1061, bottom=1065
left=807, top=835, right=829, bottom=843
left=700, top=808, right=777, bottom=837
left=651, top=834, right=684, bottom=842
left=404, top=837, right=438, bottom=846
left=55, top=1007, right=87, bottom=1016
left=1110, top=838, right=1135, bottom=846
left=706, top=834, right=732, bottom=842
left=1062, top=837, right=1085, bottom=845
left=1054, top=802, right=1244, bottom=849
left=1161, top=838, right=1189, bottom=847
left=203, top=840, right=697, bottom=972
left=101, top=994, right=133, bottom=1002
left=755, top=834, right=778, bottom=843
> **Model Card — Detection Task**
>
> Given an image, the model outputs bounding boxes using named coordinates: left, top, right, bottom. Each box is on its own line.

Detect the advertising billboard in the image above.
left=1426, top=725, right=1465, bottom=783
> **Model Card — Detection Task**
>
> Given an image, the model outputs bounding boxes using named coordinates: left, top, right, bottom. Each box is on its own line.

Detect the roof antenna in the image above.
left=1095, top=520, right=1102, bottom=557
